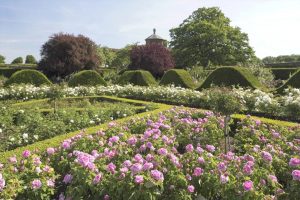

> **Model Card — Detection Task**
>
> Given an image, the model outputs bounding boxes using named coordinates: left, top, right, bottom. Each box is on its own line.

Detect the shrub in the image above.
left=277, top=69, right=300, bottom=93
left=187, top=66, right=211, bottom=84
left=197, top=67, right=263, bottom=90
left=118, top=70, right=157, bottom=86
left=5, top=69, right=52, bottom=86
left=68, top=70, right=107, bottom=87
left=11, top=57, right=23, bottom=64
left=25, top=55, right=37, bottom=64
left=38, top=33, right=100, bottom=78
left=129, top=43, right=174, bottom=77
left=248, top=65, right=275, bottom=88
left=159, top=69, right=196, bottom=88
left=0, top=54, right=5, bottom=64
left=271, top=68, right=297, bottom=80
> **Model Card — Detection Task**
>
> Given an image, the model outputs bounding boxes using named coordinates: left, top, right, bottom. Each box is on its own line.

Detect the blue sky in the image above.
left=1, top=0, right=300, bottom=63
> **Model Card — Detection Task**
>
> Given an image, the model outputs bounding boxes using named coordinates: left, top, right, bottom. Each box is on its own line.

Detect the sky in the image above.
left=1, top=0, right=300, bottom=63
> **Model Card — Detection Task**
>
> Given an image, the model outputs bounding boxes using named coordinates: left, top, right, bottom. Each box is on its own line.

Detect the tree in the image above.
left=111, top=44, right=137, bottom=71
left=129, top=43, right=174, bottom=77
left=170, top=7, right=255, bottom=68
left=11, top=57, right=23, bottom=64
left=97, top=46, right=117, bottom=68
left=262, top=54, right=300, bottom=64
left=0, top=55, right=5, bottom=64
left=38, top=33, right=100, bottom=78
left=25, top=55, right=37, bottom=64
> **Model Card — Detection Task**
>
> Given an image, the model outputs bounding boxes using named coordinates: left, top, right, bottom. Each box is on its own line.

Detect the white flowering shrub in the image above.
left=1, top=84, right=300, bottom=120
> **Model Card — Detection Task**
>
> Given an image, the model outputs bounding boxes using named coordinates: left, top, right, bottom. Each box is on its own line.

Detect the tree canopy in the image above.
left=0, top=55, right=5, bottom=64
left=111, top=44, right=136, bottom=71
left=262, top=54, right=300, bottom=64
left=38, top=33, right=100, bottom=78
left=25, top=55, right=37, bottom=64
left=129, top=43, right=174, bottom=77
left=11, top=57, right=23, bottom=64
left=97, top=46, right=117, bottom=68
left=169, top=7, right=256, bottom=68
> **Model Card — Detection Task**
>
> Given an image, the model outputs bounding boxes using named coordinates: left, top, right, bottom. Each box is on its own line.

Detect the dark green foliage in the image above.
left=68, top=70, right=107, bottom=87
left=159, top=69, right=196, bottom=88
left=0, top=65, right=37, bottom=78
left=276, top=69, right=300, bottom=93
left=5, top=69, right=52, bottom=86
left=11, top=57, right=23, bottom=64
left=0, top=55, right=5, bottom=64
left=197, top=67, right=263, bottom=90
left=25, top=55, right=37, bottom=64
left=0, top=68, right=22, bottom=78
left=271, top=68, right=298, bottom=80
left=118, top=70, right=157, bottom=86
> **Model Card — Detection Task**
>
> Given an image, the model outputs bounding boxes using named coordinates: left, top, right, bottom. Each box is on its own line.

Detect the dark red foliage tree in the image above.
left=129, top=43, right=174, bottom=77
left=38, top=33, right=100, bottom=78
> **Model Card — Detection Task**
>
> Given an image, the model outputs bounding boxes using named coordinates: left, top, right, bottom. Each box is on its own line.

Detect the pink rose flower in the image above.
left=243, top=180, right=253, bottom=191
left=22, top=150, right=31, bottom=158
left=134, top=175, right=144, bottom=184
left=187, top=185, right=195, bottom=193
left=32, top=179, right=42, bottom=189
left=292, top=170, right=300, bottom=181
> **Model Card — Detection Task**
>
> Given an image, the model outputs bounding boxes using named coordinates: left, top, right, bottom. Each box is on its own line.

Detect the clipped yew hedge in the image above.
left=197, top=67, right=263, bottom=90
left=118, top=70, right=157, bottom=86
left=68, top=70, right=107, bottom=87
left=5, top=69, right=52, bottom=86
left=276, top=69, right=300, bottom=93
left=159, top=69, right=196, bottom=88
left=271, top=68, right=298, bottom=80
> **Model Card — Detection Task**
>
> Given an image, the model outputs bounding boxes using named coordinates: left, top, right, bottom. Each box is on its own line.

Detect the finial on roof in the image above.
left=153, top=28, right=156, bottom=34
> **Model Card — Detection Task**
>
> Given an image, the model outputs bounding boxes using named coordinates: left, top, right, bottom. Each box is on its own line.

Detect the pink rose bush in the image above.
left=0, top=107, right=299, bottom=199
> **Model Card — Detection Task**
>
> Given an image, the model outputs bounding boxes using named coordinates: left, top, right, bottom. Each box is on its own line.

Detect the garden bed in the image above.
left=0, top=96, right=157, bottom=152
left=0, top=106, right=299, bottom=199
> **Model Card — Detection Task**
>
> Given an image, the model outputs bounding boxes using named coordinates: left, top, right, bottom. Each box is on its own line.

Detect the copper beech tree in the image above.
left=129, top=43, right=174, bottom=77
left=38, top=33, right=100, bottom=78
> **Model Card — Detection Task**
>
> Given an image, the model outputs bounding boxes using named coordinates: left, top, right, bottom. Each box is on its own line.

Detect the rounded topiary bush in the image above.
left=118, top=70, right=157, bottom=86
left=159, top=69, right=196, bottom=88
left=68, top=70, right=107, bottom=87
left=276, top=69, right=300, bottom=93
left=5, top=69, right=52, bottom=86
left=197, top=67, right=263, bottom=90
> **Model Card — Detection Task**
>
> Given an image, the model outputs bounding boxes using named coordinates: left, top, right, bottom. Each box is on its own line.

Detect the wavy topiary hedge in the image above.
left=271, top=68, right=298, bottom=80
left=159, top=69, right=196, bottom=88
left=197, top=67, right=263, bottom=90
left=118, top=70, right=157, bottom=86
left=276, top=69, right=300, bottom=93
left=5, top=69, right=52, bottom=86
left=68, top=70, right=107, bottom=87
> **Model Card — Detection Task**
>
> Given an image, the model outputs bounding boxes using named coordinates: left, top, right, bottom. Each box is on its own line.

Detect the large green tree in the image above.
left=170, top=7, right=256, bottom=68
left=111, top=44, right=137, bottom=71
left=97, top=45, right=117, bottom=68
